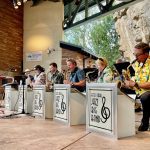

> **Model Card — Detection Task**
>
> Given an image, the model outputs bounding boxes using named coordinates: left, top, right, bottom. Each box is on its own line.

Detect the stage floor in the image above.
left=0, top=108, right=150, bottom=150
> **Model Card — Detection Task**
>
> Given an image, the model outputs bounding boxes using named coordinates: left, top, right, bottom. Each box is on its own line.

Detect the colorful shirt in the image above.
left=96, top=67, right=113, bottom=83
left=134, top=56, right=150, bottom=95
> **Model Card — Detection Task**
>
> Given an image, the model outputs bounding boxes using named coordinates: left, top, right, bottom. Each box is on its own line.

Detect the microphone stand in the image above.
left=1, top=73, right=31, bottom=118
left=21, top=74, right=26, bottom=114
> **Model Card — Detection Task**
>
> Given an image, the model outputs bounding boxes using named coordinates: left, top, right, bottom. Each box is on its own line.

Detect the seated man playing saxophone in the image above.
left=46, top=62, right=64, bottom=89
left=124, top=42, right=150, bottom=131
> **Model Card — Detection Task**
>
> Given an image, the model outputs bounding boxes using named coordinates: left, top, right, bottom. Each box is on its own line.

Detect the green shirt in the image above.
left=96, top=67, right=113, bottom=83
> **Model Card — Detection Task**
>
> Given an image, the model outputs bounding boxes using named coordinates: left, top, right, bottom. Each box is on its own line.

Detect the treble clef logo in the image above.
left=37, top=92, right=43, bottom=110
left=101, top=96, right=110, bottom=123
left=60, top=93, right=66, bottom=114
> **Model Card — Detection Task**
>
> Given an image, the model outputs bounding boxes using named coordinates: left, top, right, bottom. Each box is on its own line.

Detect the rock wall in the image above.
left=114, top=0, right=150, bottom=60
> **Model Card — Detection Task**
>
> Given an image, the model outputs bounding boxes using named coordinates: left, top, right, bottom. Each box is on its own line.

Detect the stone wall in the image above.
left=114, top=0, right=150, bottom=60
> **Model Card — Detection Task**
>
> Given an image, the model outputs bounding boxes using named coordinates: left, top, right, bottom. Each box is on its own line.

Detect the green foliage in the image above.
left=64, top=15, right=121, bottom=68
left=90, top=15, right=120, bottom=68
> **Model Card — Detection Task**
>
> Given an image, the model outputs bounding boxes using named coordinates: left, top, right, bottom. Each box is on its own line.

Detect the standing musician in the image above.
left=124, top=42, right=150, bottom=131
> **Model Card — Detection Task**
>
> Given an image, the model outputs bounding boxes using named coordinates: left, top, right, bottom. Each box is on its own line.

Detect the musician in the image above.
left=95, top=57, right=113, bottom=83
left=24, top=69, right=34, bottom=87
left=31, top=65, right=46, bottom=86
left=124, top=42, right=150, bottom=131
left=46, top=62, right=64, bottom=89
left=64, top=58, right=86, bottom=92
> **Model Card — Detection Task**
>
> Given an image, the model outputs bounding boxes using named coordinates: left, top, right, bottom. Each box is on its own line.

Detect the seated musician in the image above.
left=64, top=58, right=86, bottom=92
left=124, top=42, right=150, bottom=131
left=46, top=62, right=64, bottom=89
left=95, top=57, right=113, bottom=83
left=24, top=69, right=34, bottom=88
left=31, top=65, right=46, bottom=86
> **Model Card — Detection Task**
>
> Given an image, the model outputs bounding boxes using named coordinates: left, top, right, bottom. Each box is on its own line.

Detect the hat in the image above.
left=24, top=68, right=30, bottom=72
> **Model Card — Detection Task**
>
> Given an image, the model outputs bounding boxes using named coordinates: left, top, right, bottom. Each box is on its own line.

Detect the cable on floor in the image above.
left=60, top=132, right=91, bottom=150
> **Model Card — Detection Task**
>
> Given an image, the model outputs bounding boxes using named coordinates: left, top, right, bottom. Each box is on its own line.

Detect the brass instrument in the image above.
left=84, top=68, right=98, bottom=83
left=62, top=69, right=71, bottom=81
left=117, top=59, right=141, bottom=91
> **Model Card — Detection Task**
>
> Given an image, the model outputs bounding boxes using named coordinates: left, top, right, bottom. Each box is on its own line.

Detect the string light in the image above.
left=17, top=0, right=21, bottom=6
left=13, top=0, right=28, bottom=9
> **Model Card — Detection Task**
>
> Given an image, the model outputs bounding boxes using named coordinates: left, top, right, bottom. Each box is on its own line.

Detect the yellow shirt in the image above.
left=134, top=56, right=150, bottom=95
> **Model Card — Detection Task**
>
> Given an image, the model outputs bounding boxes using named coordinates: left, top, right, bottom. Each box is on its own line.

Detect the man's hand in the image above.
left=124, top=80, right=136, bottom=88
left=64, top=80, right=72, bottom=85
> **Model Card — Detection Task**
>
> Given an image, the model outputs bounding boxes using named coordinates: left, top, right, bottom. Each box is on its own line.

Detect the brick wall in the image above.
left=0, top=0, right=23, bottom=74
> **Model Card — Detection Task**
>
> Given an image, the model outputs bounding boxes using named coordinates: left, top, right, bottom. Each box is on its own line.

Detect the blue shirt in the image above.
left=70, top=67, right=86, bottom=92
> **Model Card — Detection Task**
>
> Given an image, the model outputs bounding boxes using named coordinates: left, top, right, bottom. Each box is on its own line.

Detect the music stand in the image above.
left=16, top=74, right=27, bottom=114
left=114, top=62, right=135, bottom=77
left=1, top=74, right=28, bottom=118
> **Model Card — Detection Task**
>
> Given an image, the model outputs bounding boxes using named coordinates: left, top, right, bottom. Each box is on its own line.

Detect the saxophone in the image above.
left=117, top=59, right=141, bottom=91
left=85, top=69, right=98, bottom=83
left=62, top=69, right=71, bottom=81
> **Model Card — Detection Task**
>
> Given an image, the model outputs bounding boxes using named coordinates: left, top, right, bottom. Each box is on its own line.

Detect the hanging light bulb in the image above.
left=23, top=0, right=28, bottom=2
left=17, top=0, right=21, bottom=6
left=14, top=4, right=19, bottom=9
left=13, top=0, right=19, bottom=9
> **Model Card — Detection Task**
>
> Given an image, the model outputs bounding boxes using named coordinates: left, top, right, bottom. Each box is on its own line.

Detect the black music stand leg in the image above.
left=21, top=82, right=25, bottom=114
left=1, top=75, right=33, bottom=118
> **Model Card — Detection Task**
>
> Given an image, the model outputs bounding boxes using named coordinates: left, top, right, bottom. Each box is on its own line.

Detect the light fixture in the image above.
left=17, top=0, right=21, bottom=6
left=13, top=0, right=19, bottom=9
left=13, top=0, right=28, bottom=9
left=46, top=47, right=55, bottom=54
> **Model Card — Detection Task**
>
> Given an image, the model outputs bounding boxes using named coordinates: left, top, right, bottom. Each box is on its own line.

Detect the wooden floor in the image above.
left=0, top=107, right=150, bottom=150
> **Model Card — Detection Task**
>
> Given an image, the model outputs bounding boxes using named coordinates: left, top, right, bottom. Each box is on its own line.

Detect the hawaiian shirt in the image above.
left=134, top=56, right=150, bottom=96
left=96, top=67, right=113, bottom=83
